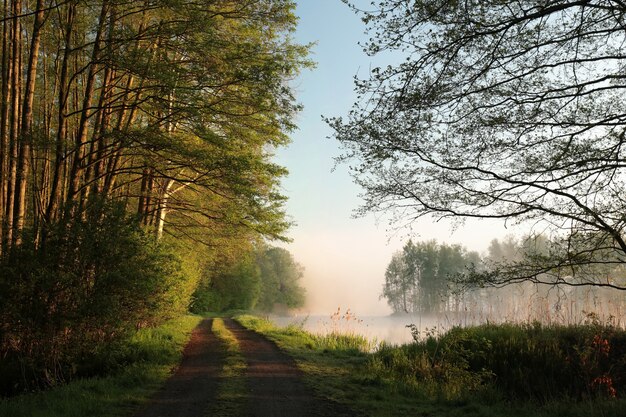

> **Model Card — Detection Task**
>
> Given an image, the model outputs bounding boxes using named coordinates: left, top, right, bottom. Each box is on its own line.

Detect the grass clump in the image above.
left=0, top=315, right=202, bottom=417
left=236, top=314, right=372, bottom=354
left=208, top=318, right=246, bottom=417
left=373, top=322, right=626, bottom=402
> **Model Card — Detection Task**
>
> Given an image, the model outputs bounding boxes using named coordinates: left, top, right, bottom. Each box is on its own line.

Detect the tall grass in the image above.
left=0, top=315, right=202, bottom=417
left=237, top=314, right=626, bottom=416
left=236, top=314, right=373, bottom=354
left=371, top=321, right=626, bottom=401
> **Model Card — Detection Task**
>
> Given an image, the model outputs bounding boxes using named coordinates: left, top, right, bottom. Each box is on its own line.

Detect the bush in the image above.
left=0, top=202, right=189, bottom=395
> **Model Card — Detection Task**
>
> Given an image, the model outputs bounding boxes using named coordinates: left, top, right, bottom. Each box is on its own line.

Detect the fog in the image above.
left=276, top=220, right=625, bottom=345
left=283, top=216, right=516, bottom=317
left=272, top=281, right=626, bottom=345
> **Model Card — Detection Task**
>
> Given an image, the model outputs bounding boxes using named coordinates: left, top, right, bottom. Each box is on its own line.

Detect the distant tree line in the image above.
left=382, top=236, right=626, bottom=321
left=0, top=0, right=309, bottom=394
left=382, top=240, right=479, bottom=314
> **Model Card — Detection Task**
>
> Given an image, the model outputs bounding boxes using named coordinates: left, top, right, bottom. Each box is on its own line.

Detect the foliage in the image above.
left=452, top=235, right=626, bottom=324
left=330, top=0, right=626, bottom=289
left=192, top=245, right=306, bottom=313
left=255, top=246, right=306, bottom=311
left=0, top=203, right=187, bottom=394
left=0, top=315, right=201, bottom=417
left=192, top=255, right=261, bottom=313
left=0, top=0, right=309, bottom=395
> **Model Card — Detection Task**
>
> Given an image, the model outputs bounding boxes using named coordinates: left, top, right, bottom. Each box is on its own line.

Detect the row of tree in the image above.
left=382, top=240, right=479, bottom=314
left=382, top=236, right=626, bottom=321
left=0, top=0, right=309, bottom=394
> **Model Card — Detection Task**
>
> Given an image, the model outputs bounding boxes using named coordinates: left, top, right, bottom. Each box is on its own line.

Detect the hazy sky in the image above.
left=276, top=0, right=512, bottom=316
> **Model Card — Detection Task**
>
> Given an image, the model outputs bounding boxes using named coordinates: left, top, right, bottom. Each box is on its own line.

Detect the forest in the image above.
left=0, top=0, right=308, bottom=395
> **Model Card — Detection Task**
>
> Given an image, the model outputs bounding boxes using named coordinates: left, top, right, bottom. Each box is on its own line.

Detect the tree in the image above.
left=191, top=245, right=306, bottom=313
left=330, top=0, right=626, bottom=289
left=381, top=240, right=475, bottom=314
left=0, top=0, right=310, bottom=392
left=256, top=246, right=306, bottom=311
left=0, top=0, right=310, bottom=254
left=382, top=251, right=411, bottom=313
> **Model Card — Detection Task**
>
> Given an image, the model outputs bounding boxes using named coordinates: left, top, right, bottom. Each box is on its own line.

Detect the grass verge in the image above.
left=0, top=315, right=202, bottom=417
left=207, top=318, right=246, bottom=417
left=235, top=314, right=626, bottom=417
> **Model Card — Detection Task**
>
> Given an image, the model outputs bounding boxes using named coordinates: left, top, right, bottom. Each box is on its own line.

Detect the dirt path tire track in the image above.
left=133, top=318, right=223, bottom=417
left=223, top=318, right=355, bottom=417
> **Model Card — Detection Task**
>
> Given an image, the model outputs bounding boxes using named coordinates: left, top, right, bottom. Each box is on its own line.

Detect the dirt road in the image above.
left=134, top=318, right=224, bottom=417
left=223, top=318, right=354, bottom=417
left=134, top=317, right=354, bottom=417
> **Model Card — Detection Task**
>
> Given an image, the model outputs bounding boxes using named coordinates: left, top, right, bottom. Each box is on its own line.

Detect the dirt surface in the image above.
left=134, top=317, right=355, bottom=417
left=223, top=318, right=355, bottom=417
left=133, top=318, right=223, bottom=417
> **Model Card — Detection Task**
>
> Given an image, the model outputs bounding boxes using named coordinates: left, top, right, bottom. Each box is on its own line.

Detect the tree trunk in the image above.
left=155, top=179, right=173, bottom=240
left=68, top=0, right=109, bottom=208
left=0, top=0, right=11, bottom=255
left=5, top=0, right=22, bottom=251
left=45, top=3, right=75, bottom=225
left=12, top=0, right=46, bottom=247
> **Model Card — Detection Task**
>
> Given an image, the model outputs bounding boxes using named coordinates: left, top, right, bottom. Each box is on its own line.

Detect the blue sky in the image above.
left=276, top=0, right=511, bottom=315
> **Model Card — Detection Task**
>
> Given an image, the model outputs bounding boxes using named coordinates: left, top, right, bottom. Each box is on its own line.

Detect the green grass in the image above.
left=0, top=315, right=202, bottom=417
left=235, top=314, right=626, bottom=417
left=207, top=318, right=246, bottom=417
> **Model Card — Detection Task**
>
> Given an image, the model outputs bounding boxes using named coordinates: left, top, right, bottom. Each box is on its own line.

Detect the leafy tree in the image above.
left=382, top=251, right=411, bottom=313
left=331, top=0, right=626, bottom=289
left=192, top=245, right=305, bottom=313
left=256, top=246, right=305, bottom=312
left=0, top=0, right=310, bottom=392
left=0, top=201, right=187, bottom=392
left=192, top=255, right=261, bottom=313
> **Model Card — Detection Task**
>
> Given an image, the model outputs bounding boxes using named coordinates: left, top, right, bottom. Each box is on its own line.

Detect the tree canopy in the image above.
left=0, top=0, right=309, bottom=393
left=330, top=0, right=626, bottom=289
left=191, top=245, right=306, bottom=313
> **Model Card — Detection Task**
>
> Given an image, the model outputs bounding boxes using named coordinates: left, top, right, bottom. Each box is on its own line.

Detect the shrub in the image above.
left=0, top=202, right=188, bottom=394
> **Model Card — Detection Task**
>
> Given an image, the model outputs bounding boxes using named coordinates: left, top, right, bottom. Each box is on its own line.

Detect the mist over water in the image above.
left=270, top=282, right=626, bottom=346
left=270, top=313, right=421, bottom=345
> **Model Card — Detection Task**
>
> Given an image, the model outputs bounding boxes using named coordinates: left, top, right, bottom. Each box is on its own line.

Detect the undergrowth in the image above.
left=0, top=315, right=202, bottom=417
left=374, top=322, right=626, bottom=402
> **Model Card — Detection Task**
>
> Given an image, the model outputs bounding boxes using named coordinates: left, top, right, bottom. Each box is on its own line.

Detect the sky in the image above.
left=275, top=0, right=512, bottom=316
